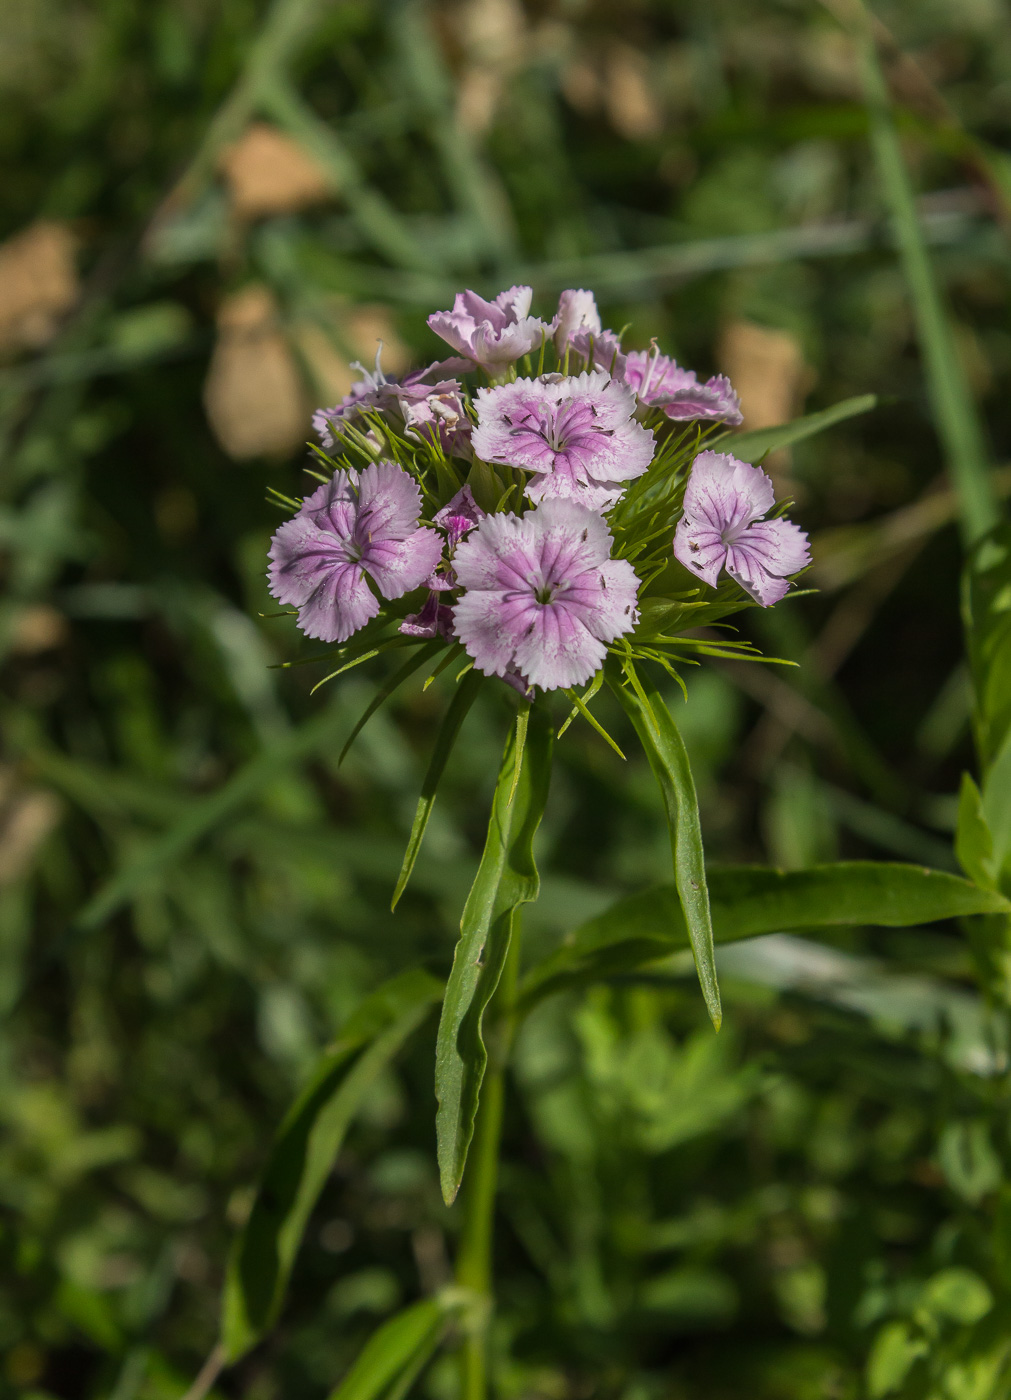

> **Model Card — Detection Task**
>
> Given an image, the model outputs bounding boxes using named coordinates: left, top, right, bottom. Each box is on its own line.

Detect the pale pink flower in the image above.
left=312, top=349, right=469, bottom=453
left=624, top=347, right=743, bottom=425
left=673, top=451, right=810, bottom=606
left=452, top=498, right=640, bottom=691
left=427, top=286, right=549, bottom=371
left=472, top=371, right=654, bottom=512
left=553, top=288, right=601, bottom=352
left=268, top=461, right=443, bottom=642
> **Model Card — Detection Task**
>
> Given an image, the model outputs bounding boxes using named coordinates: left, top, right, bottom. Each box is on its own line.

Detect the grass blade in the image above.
left=326, top=1295, right=462, bottom=1400
left=852, top=2, right=998, bottom=544
left=339, top=640, right=444, bottom=766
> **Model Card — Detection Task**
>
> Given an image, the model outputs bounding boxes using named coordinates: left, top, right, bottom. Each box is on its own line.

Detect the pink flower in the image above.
left=268, top=461, right=443, bottom=643
left=568, top=328, right=626, bottom=378
left=452, top=498, right=640, bottom=691
left=624, top=347, right=743, bottom=425
left=553, top=288, right=601, bottom=352
left=399, top=591, right=454, bottom=640
left=673, top=451, right=810, bottom=606
left=472, top=371, right=655, bottom=512
left=395, top=380, right=471, bottom=456
left=427, top=286, right=549, bottom=371
left=432, top=485, right=484, bottom=557
left=312, top=351, right=468, bottom=453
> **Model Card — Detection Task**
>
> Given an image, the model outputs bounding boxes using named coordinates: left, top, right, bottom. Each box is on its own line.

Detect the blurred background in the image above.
left=1, top=0, right=1010, bottom=1396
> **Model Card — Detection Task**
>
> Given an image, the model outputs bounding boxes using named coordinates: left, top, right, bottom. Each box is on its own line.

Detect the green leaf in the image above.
left=326, top=1296, right=453, bottom=1400
left=982, top=729, right=1011, bottom=881
left=221, top=970, right=443, bottom=1363
left=392, top=670, right=484, bottom=909
left=709, top=394, right=877, bottom=465
left=520, top=862, right=1011, bottom=1008
left=607, top=665, right=721, bottom=1030
left=963, top=524, right=1011, bottom=770
left=77, top=700, right=351, bottom=929
left=919, top=1268, right=994, bottom=1326
left=956, top=773, right=997, bottom=890
left=937, top=1121, right=1003, bottom=1205
left=435, top=703, right=553, bottom=1204
left=867, top=1321, right=928, bottom=1399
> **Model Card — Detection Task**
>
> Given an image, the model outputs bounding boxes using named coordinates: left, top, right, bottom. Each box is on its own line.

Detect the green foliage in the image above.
left=522, top=862, right=1010, bottom=1006
left=3, top=0, right=1011, bottom=1397
left=223, top=970, right=442, bottom=1362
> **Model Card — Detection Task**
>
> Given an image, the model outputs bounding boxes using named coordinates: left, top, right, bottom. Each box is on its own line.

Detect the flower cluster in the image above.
left=268, top=287, right=810, bottom=696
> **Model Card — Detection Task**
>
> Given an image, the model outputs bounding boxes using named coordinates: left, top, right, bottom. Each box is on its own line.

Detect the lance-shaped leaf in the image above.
left=957, top=773, right=998, bottom=891
left=520, top=862, right=1011, bottom=1008
left=221, top=969, right=442, bottom=1363
left=392, top=670, right=484, bottom=909
left=608, top=665, right=721, bottom=1029
left=327, top=1293, right=466, bottom=1400
left=710, top=394, right=877, bottom=465
left=435, top=703, right=553, bottom=1204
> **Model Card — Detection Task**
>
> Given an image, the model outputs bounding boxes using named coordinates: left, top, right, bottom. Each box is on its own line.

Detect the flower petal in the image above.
left=299, top=561, right=380, bottom=643
left=512, top=603, right=607, bottom=690
left=356, top=459, right=423, bottom=540
left=683, top=451, right=776, bottom=532
left=365, top=526, right=445, bottom=599
left=673, top=517, right=727, bottom=588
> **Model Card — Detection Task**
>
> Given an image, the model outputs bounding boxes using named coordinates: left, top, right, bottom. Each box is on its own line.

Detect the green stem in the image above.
left=453, top=913, right=523, bottom=1400
left=854, top=2, right=999, bottom=545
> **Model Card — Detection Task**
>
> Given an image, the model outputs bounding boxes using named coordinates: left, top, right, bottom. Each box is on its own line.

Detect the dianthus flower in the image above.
left=624, top=347, right=743, bottom=425
left=395, top=380, right=470, bottom=456
left=472, top=371, right=654, bottom=511
left=553, top=288, right=601, bottom=352
left=268, top=461, right=443, bottom=642
left=312, top=352, right=468, bottom=454
left=432, top=485, right=484, bottom=558
left=673, top=451, right=810, bottom=606
left=568, top=328, right=626, bottom=379
left=428, top=286, right=549, bottom=372
left=399, top=486, right=485, bottom=639
left=452, top=498, right=640, bottom=691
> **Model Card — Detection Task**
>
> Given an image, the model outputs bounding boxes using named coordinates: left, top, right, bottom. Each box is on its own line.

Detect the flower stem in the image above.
left=453, top=911, right=523, bottom=1400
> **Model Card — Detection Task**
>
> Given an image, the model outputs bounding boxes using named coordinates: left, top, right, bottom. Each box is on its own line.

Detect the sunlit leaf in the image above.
left=326, top=1295, right=461, bottom=1400
left=710, top=394, right=877, bottom=465
left=964, top=524, right=1011, bottom=770
left=956, top=773, right=996, bottom=890
left=520, top=862, right=1011, bottom=1007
